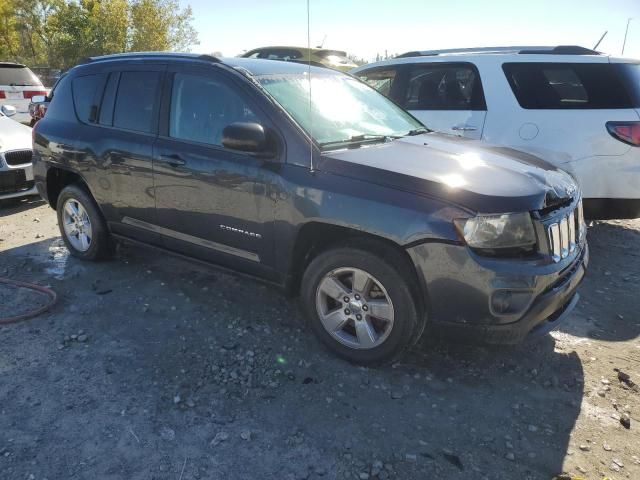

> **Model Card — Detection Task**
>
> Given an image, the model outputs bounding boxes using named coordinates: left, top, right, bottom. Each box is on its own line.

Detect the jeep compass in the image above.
left=32, top=53, right=588, bottom=365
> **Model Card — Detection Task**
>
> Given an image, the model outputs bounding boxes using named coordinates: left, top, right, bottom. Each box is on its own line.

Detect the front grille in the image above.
left=545, top=200, right=585, bottom=262
left=0, top=170, right=32, bottom=194
left=3, top=149, right=33, bottom=166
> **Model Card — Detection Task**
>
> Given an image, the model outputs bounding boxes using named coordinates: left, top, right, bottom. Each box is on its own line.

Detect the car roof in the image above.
left=76, top=52, right=342, bottom=76
left=223, top=57, right=342, bottom=76
left=244, top=46, right=347, bottom=55
left=0, top=62, right=27, bottom=68
left=351, top=45, right=640, bottom=73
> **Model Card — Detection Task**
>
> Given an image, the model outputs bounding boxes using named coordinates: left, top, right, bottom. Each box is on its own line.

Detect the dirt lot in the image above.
left=1, top=197, right=639, bottom=480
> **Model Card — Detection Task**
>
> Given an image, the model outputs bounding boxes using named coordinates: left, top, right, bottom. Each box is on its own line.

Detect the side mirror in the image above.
left=222, top=122, right=274, bottom=157
left=31, top=95, right=47, bottom=104
left=1, top=105, right=16, bottom=117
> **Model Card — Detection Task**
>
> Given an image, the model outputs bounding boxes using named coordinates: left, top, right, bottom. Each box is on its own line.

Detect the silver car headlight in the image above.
left=454, top=212, right=536, bottom=250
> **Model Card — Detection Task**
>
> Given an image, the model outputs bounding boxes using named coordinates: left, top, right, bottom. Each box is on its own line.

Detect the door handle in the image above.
left=159, top=154, right=186, bottom=167
left=451, top=125, right=478, bottom=132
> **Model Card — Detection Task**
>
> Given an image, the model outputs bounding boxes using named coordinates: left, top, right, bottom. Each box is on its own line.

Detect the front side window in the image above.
left=355, top=68, right=397, bottom=97
left=257, top=72, right=423, bottom=149
left=169, top=72, right=258, bottom=146
left=404, top=63, right=485, bottom=110
left=503, top=62, right=635, bottom=109
left=113, top=71, right=161, bottom=133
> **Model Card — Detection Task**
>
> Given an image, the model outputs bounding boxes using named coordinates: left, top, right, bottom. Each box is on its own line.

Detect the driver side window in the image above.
left=169, top=73, right=258, bottom=146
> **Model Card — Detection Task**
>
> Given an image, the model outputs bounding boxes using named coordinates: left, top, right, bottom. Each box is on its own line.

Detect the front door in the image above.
left=400, top=62, right=487, bottom=140
left=151, top=65, right=279, bottom=277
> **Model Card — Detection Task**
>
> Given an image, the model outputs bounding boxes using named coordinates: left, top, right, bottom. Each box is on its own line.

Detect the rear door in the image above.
left=151, top=64, right=279, bottom=277
left=90, top=64, right=166, bottom=244
left=397, top=62, right=487, bottom=139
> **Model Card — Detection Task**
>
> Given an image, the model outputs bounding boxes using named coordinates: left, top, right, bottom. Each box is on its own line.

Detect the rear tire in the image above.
left=56, top=184, right=112, bottom=261
left=301, top=242, right=421, bottom=366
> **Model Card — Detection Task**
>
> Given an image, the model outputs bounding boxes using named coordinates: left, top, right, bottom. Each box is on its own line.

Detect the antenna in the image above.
left=317, top=34, right=327, bottom=49
left=622, top=18, right=633, bottom=55
left=307, top=0, right=314, bottom=172
left=593, top=30, right=607, bottom=50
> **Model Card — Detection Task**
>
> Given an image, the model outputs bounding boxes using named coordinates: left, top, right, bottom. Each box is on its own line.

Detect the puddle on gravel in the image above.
left=45, top=240, right=69, bottom=280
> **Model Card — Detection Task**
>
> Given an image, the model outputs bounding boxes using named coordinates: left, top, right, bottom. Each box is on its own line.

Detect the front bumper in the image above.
left=0, top=162, right=37, bottom=200
left=407, top=241, right=588, bottom=345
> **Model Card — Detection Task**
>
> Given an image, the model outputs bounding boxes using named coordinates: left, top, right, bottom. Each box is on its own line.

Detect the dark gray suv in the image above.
left=33, top=53, right=588, bottom=365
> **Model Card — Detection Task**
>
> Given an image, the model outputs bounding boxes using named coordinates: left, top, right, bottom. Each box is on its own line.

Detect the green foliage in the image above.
left=0, top=0, right=199, bottom=69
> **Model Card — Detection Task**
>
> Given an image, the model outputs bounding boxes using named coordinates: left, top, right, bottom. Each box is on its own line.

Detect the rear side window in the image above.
left=503, top=63, right=635, bottom=109
left=403, top=63, right=486, bottom=110
left=169, top=72, right=259, bottom=146
left=0, top=65, right=42, bottom=86
left=356, top=68, right=397, bottom=97
left=71, top=74, right=107, bottom=124
left=113, top=71, right=161, bottom=133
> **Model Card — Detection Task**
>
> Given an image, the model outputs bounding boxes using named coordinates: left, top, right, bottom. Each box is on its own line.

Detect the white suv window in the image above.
left=503, top=62, right=635, bottom=109
left=357, top=68, right=397, bottom=97
left=403, top=63, right=486, bottom=111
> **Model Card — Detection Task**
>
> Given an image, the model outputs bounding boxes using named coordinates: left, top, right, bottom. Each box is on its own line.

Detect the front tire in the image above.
left=301, top=242, right=421, bottom=366
left=56, top=184, right=112, bottom=261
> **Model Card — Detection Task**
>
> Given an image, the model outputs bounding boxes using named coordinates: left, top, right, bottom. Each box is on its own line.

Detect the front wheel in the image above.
left=301, top=243, right=421, bottom=365
left=56, top=184, right=112, bottom=260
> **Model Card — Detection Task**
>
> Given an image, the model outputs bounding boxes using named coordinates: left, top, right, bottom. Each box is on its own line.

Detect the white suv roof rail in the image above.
left=396, top=45, right=601, bottom=58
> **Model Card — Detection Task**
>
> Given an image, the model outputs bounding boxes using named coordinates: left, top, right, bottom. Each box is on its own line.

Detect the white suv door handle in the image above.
left=452, top=125, right=478, bottom=131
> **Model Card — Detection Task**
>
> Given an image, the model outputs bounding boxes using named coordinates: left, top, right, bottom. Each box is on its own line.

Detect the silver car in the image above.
left=0, top=105, right=37, bottom=202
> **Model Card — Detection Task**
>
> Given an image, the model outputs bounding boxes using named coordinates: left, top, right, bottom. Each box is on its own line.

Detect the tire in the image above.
left=301, top=241, right=422, bottom=366
left=56, top=183, right=112, bottom=261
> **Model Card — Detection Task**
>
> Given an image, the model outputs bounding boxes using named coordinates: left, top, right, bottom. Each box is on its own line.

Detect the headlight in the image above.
left=454, top=212, right=536, bottom=250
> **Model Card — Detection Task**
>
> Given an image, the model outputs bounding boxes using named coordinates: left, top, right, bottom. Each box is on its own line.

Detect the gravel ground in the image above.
left=1, top=197, right=639, bottom=480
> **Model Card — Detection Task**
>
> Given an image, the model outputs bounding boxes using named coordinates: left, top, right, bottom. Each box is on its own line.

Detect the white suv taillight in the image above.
left=606, top=121, right=640, bottom=146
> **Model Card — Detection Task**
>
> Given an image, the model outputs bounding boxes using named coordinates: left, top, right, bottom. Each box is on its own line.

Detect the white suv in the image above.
left=352, top=46, right=640, bottom=219
left=0, top=62, right=47, bottom=125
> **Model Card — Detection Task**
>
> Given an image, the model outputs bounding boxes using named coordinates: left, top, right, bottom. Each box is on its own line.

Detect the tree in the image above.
left=0, top=0, right=199, bottom=69
left=0, top=0, right=20, bottom=60
left=129, top=0, right=198, bottom=52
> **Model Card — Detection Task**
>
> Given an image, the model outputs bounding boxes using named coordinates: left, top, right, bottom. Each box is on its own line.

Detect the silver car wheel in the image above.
left=62, top=198, right=93, bottom=252
left=315, top=267, right=395, bottom=350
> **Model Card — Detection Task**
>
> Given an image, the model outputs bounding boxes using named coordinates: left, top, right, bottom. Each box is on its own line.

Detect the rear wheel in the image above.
left=301, top=243, right=421, bottom=365
left=56, top=184, right=112, bottom=260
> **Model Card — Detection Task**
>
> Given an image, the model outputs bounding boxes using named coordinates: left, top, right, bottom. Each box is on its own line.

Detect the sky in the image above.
left=178, top=0, right=640, bottom=62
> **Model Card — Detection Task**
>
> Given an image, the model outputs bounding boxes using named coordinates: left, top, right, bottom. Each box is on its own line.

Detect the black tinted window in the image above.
left=0, top=65, right=42, bottom=86
left=503, top=63, right=634, bottom=109
left=169, top=73, right=258, bottom=146
left=71, top=74, right=107, bottom=124
left=98, top=72, right=119, bottom=126
left=404, top=63, right=485, bottom=110
left=113, top=71, right=161, bottom=132
left=356, top=68, right=397, bottom=97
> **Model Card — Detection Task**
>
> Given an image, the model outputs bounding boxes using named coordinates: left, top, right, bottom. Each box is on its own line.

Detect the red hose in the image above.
left=0, top=277, right=57, bottom=325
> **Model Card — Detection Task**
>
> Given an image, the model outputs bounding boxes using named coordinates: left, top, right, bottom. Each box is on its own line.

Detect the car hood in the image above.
left=0, top=115, right=32, bottom=153
left=319, top=132, right=579, bottom=214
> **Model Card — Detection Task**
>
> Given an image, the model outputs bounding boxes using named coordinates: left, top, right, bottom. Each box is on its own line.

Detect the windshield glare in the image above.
left=257, top=73, right=423, bottom=148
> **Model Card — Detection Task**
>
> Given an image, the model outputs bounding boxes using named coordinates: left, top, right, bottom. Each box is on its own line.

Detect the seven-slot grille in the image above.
left=546, top=201, right=585, bottom=262
left=3, top=149, right=33, bottom=166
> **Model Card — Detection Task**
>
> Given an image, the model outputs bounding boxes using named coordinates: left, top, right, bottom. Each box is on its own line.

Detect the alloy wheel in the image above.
left=315, top=267, right=395, bottom=349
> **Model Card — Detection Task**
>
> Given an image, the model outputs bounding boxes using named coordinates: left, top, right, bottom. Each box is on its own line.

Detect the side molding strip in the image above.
left=122, top=216, right=260, bottom=262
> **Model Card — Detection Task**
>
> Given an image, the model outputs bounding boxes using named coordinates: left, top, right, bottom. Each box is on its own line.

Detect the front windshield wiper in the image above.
left=319, top=134, right=395, bottom=150
left=404, top=127, right=430, bottom=136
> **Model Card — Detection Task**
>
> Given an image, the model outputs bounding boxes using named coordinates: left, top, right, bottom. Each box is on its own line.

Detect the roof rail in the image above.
left=396, top=45, right=601, bottom=58
left=79, top=52, right=221, bottom=65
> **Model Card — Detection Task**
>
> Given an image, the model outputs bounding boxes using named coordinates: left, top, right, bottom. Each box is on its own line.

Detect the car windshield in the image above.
left=257, top=72, right=424, bottom=149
